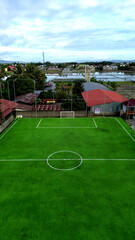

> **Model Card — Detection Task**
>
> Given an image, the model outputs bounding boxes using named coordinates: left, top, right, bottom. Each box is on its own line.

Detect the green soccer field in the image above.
left=0, top=117, right=135, bottom=240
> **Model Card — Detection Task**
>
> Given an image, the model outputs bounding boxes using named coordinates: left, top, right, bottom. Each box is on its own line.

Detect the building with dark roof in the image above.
left=83, top=82, right=111, bottom=92
left=15, top=93, right=39, bottom=105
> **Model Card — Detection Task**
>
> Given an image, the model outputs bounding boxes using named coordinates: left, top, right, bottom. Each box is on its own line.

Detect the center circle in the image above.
left=47, top=150, right=83, bottom=171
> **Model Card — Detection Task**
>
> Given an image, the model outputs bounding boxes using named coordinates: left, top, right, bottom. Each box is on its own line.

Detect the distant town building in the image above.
left=38, top=65, right=46, bottom=71
left=111, top=65, right=118, bottom=70
left=62, top=67, right=72, bottom=76
left=103, top=65, right=118, bottom=71
left=48, top=66, right=61, bottom=71
left=8, top=65, right=17, bottom=71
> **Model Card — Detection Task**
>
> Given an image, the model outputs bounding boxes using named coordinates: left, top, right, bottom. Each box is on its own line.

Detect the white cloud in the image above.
left=0, top=0, right=135, bottom=61
left=78, top=0, right=99, bottom=8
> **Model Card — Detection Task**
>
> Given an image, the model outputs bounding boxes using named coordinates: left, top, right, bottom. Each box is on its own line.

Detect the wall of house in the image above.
left=91, top=102, right=121, bottom=114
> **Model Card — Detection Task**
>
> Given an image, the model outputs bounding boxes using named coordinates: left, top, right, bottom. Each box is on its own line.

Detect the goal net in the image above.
left=60, top=111, right=75, bottom=118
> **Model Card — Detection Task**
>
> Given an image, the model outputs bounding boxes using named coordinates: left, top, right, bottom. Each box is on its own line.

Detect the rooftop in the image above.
left=82, top=89, right=128, bottom=107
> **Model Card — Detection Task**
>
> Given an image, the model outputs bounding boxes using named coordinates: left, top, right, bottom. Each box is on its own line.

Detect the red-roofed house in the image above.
left=0, top=99, right=18, bottom=120
left=82, top=89, right=128, bottom=115
left=8, top=65, right=17, bottom=71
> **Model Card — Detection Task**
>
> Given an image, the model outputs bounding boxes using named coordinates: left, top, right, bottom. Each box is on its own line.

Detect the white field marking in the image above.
left=0, top=159, right=45, bottom=162
left=36, top=118, right=42, bottom=128
left=93, top=118, right=97, bottom=128
left=37, top=118, right=97, bottom=129
left=47, top=158, right=135, bottom=161
left=0, top=158, right=135, bottom=162
left=115, top=118, right=135, bottom=142
left=37, top=126, right=97, bottom=128
left=47, top=150, right=83, bottom=171
left=0, top=120, right=19, bottom=141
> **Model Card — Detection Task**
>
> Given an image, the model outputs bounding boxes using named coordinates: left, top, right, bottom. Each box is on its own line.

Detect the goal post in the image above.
left=60, top=111, right=75, bottom=118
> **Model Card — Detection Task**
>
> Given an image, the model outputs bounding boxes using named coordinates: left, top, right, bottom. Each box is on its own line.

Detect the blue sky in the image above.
left=0, top=0, right=135, bottom=62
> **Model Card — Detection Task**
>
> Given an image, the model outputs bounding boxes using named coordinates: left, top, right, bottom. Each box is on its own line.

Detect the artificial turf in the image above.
left=0, top=117, right=135, bottom=240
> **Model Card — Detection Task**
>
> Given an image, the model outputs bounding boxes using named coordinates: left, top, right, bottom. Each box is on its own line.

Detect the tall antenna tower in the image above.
left=43, top=52, right=45, bottom=67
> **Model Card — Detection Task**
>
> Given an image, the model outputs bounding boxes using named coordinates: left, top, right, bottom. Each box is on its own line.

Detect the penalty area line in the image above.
left=93, top=118, right=97, bottom=128
left=37, top=127, right=97, bottom=128
left=36, top=118, right=42, bottom=128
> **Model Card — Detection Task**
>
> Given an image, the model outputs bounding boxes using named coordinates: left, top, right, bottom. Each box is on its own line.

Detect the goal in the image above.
left=60, top=111, right=75, bottom=118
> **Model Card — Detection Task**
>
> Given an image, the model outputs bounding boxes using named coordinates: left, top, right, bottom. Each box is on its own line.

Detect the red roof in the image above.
left=123, top=98, right=135, bottom=107
left=0, top=99, right=18, bottom=119
left=16, top=103, right=61, bottom=111
left=8, top=65, right=17, bottom=70
left=82, top=89, right=128, bottom=107
left=16, top=93, right=39, bottom=104
left=16, top=103, right=34, bottom=111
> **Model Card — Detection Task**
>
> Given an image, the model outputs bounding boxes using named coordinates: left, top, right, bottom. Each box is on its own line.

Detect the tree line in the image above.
left=0, top=63, right=46, bottom=100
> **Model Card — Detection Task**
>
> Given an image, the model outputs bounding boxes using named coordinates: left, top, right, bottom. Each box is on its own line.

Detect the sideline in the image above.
left=0, top=120, right=19, bottom=141
left=115, top=118, right=135, bottom=142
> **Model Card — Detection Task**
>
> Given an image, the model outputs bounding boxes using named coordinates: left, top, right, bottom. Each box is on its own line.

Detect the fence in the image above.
left=15, top=110, right=117, bottom=118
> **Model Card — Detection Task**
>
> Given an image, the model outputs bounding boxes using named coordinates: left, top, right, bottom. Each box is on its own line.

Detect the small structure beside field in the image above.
left=82, top=89, right=128, bottom=115
left=122, top=98, right=135, bottom=118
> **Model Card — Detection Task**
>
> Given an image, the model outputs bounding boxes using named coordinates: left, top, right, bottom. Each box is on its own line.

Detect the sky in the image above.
left=0, top=0, right=135, bottom=62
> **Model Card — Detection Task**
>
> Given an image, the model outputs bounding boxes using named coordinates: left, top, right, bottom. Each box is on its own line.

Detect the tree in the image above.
left=109, top=82, right=117, bottom=91
left=15, top=63, right=23, bottom=74
left=45, top=61, right=52, bottom=68
left=3, top=63, right=46, bottom=99
left=61, top=96, right=86, bottom=111
left=25, top=63, right=46, bottom=89
left=72, top=81, right=84, bottom=97
left=3, top=74, right=35, bottom=100
left=0, top=65, right=5, bottom=80
left=56, top=91, right=68, bottom=102
left=0, top=83, right=3, bottom=119
left=91, top=77, right=97, bottom=82
left=38, top=90, right=54, bottom=99
left=0, top=102, right=2, bottom=119
left=14, top=78, right=34, bottom=96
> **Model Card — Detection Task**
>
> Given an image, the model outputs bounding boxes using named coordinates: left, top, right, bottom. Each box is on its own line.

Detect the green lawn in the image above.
left=0, top=117, right=135, bottom=240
